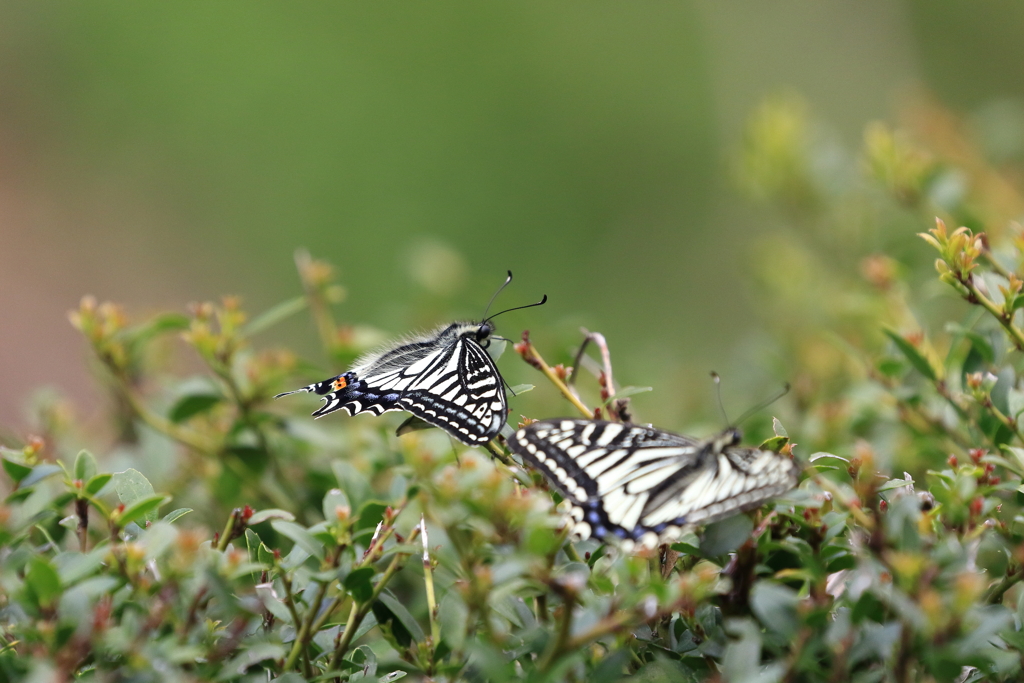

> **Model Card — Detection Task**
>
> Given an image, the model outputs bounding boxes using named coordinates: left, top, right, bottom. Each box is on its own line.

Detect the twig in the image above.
left=961, top=274, right=1024, bottom=351
left=327, top=526, right=422, bottom=672
left=571, top=329, right=623, bottom=421
left=421, top=516, right=441, bottom=650
left=75, top=498, right=89, bottom=552
left=517, top=332, right=594, bottom=419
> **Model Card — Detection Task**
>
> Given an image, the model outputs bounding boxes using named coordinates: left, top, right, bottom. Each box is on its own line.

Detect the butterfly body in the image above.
left=278, top=321, right=506, bottom=444
left=508, top=419, right=797, bottom=548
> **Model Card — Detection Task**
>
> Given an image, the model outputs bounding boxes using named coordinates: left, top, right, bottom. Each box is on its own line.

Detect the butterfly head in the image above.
left=711, top=427, right=743, bottom=452
left=452, top=321, right=496, bottom=347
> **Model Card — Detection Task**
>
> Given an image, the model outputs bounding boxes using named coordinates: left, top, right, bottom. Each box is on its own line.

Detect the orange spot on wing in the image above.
left=332, top=377, right=348, bottom=391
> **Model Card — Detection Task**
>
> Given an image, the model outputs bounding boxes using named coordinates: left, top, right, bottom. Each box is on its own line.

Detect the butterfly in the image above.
left=507, top=418, right=797, bottom=549
left=276, top=272, right=546, bottom=445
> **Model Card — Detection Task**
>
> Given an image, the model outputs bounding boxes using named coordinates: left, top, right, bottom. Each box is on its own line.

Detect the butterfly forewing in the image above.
left=278, top=323, right=508, bottom=445
left=508, top=418, right=797, bottom=548
left=400, top=337, right=507, bottom=443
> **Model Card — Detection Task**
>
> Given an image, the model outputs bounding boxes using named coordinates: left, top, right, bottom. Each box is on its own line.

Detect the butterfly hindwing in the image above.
left=508, top=418, right=797, bottom=547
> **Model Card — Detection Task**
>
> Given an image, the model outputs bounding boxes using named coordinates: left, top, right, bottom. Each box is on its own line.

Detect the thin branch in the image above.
left=517, top=333, right=594, bottom=419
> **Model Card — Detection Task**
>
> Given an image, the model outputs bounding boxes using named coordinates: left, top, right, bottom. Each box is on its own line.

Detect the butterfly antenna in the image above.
left=484, top=294, right=548, bottom=323
left=482, top=270, right=514, bottom=319
left=710, top=371, right=730, bottom=426
left=734, top=382, right=791, bottom=428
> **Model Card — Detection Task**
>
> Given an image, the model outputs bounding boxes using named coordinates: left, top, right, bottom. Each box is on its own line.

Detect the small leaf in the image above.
left=486, top=337, right=507, bottom=362
left=604, top=386, right=652, bottom=406
left=117, top=494, right=170, bottom=527
left=248, top=509, right=295, bottom=525
left=73, top=450, right=97, bottom=482
left=271, top=520, right=325, bottom=561
left=162, top=507, right=193, bottom=524
left=169, top=394, right=222, bottom=423
left=127, top=312, right=190, bottom=345
left=2, top=457, right=33, bottom=483
left=750, top=581, right=799, bottom=637
left=772, top=417, right=788, bottom=437
left=112, top=468, right=156, bottom=508
left=700, top=515, right=754, bottom=556
left=883, top=328, right=937, bottom=381
left=323, top=488, right=351, bottom=523
left=343, top=567, right=376, bottom=603
left=877, top=478, right=915, bottom=492
left=945, top=322, right=995, bottom=364
left=25, top=556, right=62, bottom=609
left=241, top=295, right=307, bottom=337
left=85, top=473, right=113, bottom=496
left=355, top=501, right=389, bottom=531
left=375, top=592, right=424, bottom=645
left=21, top=464, right=63, bottom=488
left=759, top=436, right=789, bottom=452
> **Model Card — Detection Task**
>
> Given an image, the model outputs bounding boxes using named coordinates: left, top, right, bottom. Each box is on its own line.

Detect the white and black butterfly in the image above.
left=276, top=272, right=545, bottom=445
left=507, top=419, right=797, bottom=548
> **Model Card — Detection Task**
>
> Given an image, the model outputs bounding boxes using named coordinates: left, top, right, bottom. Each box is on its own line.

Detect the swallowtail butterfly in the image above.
left=507, top=419, right=797, bottom=549
left=276, top=272, right=545, bottom=445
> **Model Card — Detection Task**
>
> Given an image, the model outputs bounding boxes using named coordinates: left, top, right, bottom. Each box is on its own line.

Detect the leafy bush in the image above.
left=5, top=97, right=1024, bottom=682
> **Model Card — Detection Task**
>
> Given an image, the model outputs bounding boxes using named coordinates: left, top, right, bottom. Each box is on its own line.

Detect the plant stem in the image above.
left=75, top=497, right=89, bottom=552
left=985, top=566, right=1022, bottom=604
left=538, top=596, right=575, bottom=671
left=327, top=527, right=421, bottom=672
left=519, top=338, right=594, bottom=419
left=962, top=274, right=1024, bottom=351
left=420, top=516, right=441, bottom=650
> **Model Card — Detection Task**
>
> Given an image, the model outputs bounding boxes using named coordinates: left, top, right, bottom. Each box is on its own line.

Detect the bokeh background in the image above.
left=1, top=1, right=1022, bottom=433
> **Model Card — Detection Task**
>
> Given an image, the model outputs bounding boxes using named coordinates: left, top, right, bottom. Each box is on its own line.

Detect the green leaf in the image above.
left=112, top=468, right=156, bottom=508
left=772, top=417, right=788, bottom=437
left=73, top=450, right=97, bottom=482
left=168, top=393, right=222, bottom=423
left=375, top=592, right=424, bottom=645
left=117, top=494, right=170, bottom=527
left=322, top=488, right=351, bottom=523
left=945, top=322, right=995, bottom=364
left=700, top=514, right=754, bottom=557
left=271, top=520, right=325, bottom=561
left=883, top=328, right=937, bottom=381
left=355, top=501, right=389, bottom=531
left=21, top=464, right=62, bottom=488
left=603, top=386, right=652, bottom=406
left=126, top=312, right=190, bottom=345
left=343, top=567, right=376, bottom=603
left=85, top=473, right=113, bottom=496
left=162, top=508, right=193, bottom=524
left=25, top=556, right=62, bottom=609
left=248, top=508, right=295, bottom=525
left=750, top=581, right=798, bottom=637
left=508, top=384, right=535, bottom=395
left=241, top=295, right=307, bottom=337
left=877, top=477, right=914, bottom=492
left=2, top=457, right=32, bottom=483
left=759, top=435, right=789, bottom=452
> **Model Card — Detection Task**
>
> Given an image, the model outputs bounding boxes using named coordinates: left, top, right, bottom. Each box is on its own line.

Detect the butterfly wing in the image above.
left=277, top=330, right=507, bottom=445
left=275, top=336, right=450, bottom=419
left=508, top=419, right=797, bottom=547
left=399, top=336, right=508, bottom=444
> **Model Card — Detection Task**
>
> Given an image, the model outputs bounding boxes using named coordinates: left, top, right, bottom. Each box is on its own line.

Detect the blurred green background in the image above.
left=1, top=1, right=1022, bottom=431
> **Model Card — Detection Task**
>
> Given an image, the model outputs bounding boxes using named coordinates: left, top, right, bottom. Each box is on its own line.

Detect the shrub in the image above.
left=3, top=97, right=1024, bottom=682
